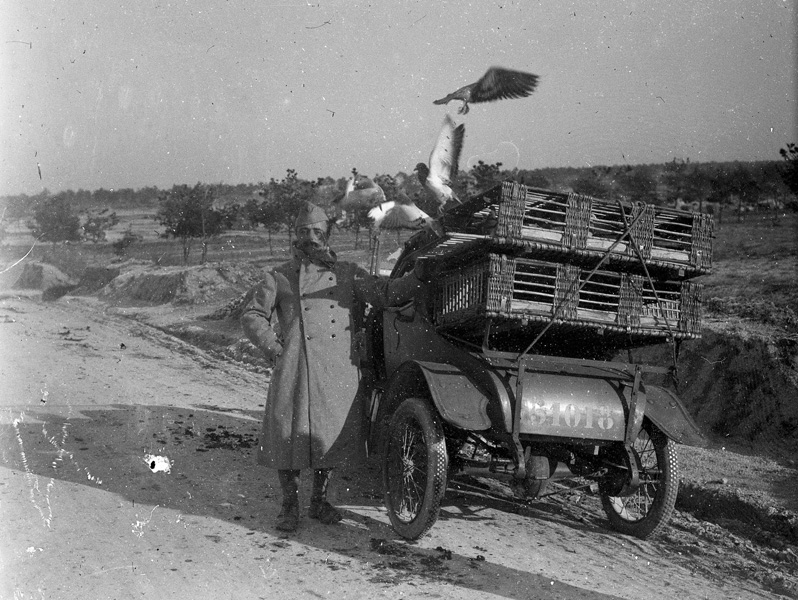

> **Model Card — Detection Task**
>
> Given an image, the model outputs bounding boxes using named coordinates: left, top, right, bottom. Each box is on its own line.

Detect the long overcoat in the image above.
left=241, top=248, right=422, bottom=470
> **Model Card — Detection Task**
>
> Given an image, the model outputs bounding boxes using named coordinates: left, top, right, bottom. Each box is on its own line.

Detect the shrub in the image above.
left=113, top=227, right=143, bottom=256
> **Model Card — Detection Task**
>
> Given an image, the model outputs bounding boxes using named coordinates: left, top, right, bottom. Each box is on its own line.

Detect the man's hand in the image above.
left=262, top=341, right=283, bottom=362
left=413, top=256, right=437, bottom=283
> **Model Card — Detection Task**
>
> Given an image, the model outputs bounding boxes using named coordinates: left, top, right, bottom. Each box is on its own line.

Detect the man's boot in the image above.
left=276, top=469, right=300, bottom=532
left=309, top=469, right=342, bottom=524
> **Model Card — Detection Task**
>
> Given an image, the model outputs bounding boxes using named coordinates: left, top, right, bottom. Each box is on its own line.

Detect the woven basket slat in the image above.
left=487, top=254, right=516, bottom=315
left=553, top=263, right=579, bottom=320
left=679, top=280, right=702, bottom=333
left=618, top=274, right=643, bottom=327
left=626, top=203, right=654, bottom=259
left=563, top=193, right=592, bottom=249
left=495, top=182, right=525, bottom=239
left=691, top=213, right=714, bottom=270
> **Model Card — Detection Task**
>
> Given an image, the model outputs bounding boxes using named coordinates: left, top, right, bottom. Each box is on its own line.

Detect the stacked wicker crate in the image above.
left=422, top=181, right=713, bottom=349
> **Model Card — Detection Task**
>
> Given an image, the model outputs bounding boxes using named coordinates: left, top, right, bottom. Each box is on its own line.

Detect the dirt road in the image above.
left=0, top=293, right=794, bottom=599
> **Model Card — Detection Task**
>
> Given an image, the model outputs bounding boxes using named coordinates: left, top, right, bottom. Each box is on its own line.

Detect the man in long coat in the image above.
left=241, top=201, right=428, bottom=531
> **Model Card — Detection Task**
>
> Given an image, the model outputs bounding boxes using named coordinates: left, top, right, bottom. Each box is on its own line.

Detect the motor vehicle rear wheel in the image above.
left=600, top=419, right=679, bottom=539
left=382, top=397, right=448, bottom=540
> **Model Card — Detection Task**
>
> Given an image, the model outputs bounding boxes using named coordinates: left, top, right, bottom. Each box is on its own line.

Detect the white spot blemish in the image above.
left=13, top=414, right=54, bottom=528
left=132, top=505, right=159, bottom=537
left=144, top=454, right=171, bottom=474
left=42, top=420, right=102, bottom=485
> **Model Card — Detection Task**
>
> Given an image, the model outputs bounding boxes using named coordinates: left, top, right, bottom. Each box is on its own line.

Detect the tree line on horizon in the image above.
left=2, top=149, right=797, bottom=264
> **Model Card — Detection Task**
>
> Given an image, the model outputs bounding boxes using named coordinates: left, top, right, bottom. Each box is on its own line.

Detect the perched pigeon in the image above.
left=333, top=175, right=386, bottom=225
left=343, top=175, right=355, bottom=198
left=368, top=191, right=431, bottom=230
left=415, top=115, right=465, bottom=215
left=332, top=175, right=384, bottom=209
left=433, top=66, right=539, bottom=114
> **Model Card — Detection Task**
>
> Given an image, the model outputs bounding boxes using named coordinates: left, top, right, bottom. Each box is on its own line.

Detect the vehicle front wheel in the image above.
left=600, top=420, right=679, bottom=539
left=382, top=397, right=448, bottom=540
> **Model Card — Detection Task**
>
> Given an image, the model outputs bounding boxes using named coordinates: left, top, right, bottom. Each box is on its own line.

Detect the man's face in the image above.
left=296, top=224, right=328, bottom=250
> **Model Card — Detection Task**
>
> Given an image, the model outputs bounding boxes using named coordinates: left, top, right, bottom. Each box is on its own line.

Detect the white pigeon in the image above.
left=415, top=115, right=465, bottom=216
left=368, top=192, right=431, bottom=230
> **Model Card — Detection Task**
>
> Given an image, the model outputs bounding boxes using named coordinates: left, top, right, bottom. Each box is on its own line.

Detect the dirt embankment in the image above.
left=12, top=257, right=798, bottom=440
left=631, top=325, right=798, bottom=459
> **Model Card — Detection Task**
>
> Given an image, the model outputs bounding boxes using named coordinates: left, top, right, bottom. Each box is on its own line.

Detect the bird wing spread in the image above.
left=428, top=115, right=465, bottom=185
left=342, top=186, right=385, bottom=209
left=368, top=201, right=393, bottom=226
left=470, top=67, right=539, bottom=104
left=370, top=200, right=429, bottom=230
left=380, top=204, right=429, bottom=230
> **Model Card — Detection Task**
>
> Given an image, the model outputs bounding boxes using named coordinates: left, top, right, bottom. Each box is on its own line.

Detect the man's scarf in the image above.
left=294, top=240, right=337, bottom=269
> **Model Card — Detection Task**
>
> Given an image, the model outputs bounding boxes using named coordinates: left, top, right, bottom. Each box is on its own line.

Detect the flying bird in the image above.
left=433, top=66, right=539, bottom=114
left=368, top=191, right=431, bottom=231
left=415, top=115, right=465, bottom=215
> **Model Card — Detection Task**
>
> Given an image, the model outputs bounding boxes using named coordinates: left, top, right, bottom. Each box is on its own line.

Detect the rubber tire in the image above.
left=511, top=454, right=550, bottom=500
left=600, top=419, right=679, bottom=539
left=524, top=478, right=549, bottom=499
left=523, top=454, right=551, bottom=499
left=382, top=397, right=449, bottom=540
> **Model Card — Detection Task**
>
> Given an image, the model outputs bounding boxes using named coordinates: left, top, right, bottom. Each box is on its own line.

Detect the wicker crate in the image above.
left=432, top=253, right=702, bottom=340
left=443, top=182, right=713, bottom=277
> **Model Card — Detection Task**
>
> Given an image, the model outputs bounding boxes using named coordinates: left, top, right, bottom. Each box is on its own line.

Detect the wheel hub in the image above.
left=601, top=443, right=642, bottom=497
left=401, top=456, right=415, bottom=479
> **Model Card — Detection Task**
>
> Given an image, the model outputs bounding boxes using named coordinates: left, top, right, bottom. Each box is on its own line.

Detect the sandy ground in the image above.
left=1, top=292, right=796, bottom=600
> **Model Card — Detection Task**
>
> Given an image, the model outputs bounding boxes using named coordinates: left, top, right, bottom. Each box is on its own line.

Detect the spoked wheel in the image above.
left=600, top=420, right=679, bottom=539
left=382, top=397, right=448, bottom=540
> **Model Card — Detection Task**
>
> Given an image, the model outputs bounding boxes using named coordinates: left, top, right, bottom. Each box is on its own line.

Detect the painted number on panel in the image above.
left=529, top=402, right=615, bottom=430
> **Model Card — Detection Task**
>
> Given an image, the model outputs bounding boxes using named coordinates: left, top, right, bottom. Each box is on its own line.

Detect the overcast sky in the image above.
left=1, top=0, right=795, bottom=196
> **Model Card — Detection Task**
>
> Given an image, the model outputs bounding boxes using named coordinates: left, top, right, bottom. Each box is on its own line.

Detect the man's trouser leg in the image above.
left=309, top=468, right=342, bottom=524
left=276, top=469, right=300, bottom=531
